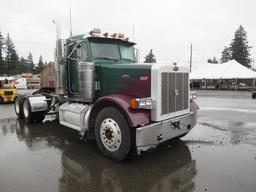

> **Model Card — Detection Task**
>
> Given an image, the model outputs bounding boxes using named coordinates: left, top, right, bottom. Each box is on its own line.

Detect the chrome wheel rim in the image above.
left=100, top=118, right=121, bottom=152
left=23, top=100, right=29, bottom=118
left=15, top=99, right=20, bottom=114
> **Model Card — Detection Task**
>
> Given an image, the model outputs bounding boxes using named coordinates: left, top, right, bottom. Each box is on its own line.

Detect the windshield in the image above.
left=90, top=42, right=120, bottom=60
left=120, top=44, right=135, bottom=62
left=90, top=40, right=135, bottom=62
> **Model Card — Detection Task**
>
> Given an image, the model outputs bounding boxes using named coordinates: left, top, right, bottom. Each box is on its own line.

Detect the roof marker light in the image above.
left=110, top=33, right=117, bottom=38
left=89, top=28, right=101, bottom=36
left=118, top=33, right=125, bottom=38
left=93, top=28, right=101, bottom=34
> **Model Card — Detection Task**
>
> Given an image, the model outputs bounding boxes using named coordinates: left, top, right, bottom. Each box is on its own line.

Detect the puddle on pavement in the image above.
left=0, top=114, right=256, bottom=192
left=0, top=118, right=197, bottom=192
left=184, top=119, right=256, bottom=146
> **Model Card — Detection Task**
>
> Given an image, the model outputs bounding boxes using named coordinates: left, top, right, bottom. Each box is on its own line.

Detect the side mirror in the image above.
left=76, top=44, right=87, bottom=61
left=135, top=48, right=140, bottom=63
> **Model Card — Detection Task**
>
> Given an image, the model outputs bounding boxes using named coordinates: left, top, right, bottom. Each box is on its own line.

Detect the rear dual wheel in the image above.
left=14, top=97, right=24, bottom=118
left=95, top=107, right=134, bottom=162
left=22, top=99, right=45, bottom=123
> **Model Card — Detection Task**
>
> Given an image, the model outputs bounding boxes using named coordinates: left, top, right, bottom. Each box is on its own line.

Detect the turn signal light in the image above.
left=130, top=99, right=138, bottom=109
left=129, top=98, right=152, bottom=109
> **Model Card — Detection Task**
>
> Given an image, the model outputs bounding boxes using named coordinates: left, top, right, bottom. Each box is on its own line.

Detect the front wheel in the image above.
left=95, top=107, right=134, bottom=162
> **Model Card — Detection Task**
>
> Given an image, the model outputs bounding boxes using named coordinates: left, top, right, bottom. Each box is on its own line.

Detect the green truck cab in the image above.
left=14, top=28, right=198, bottom=161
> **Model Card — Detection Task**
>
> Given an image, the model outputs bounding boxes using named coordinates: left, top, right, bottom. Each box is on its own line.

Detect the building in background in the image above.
left=40, top=62, right=55, bottom=88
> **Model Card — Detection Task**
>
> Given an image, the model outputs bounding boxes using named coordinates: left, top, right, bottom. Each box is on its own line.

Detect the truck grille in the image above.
left=4, top=91, right=13, bottom=96
left=161, top=72, right=189, bottom=115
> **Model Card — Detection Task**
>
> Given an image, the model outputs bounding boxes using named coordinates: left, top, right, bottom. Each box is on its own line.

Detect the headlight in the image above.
left=130, top=98, right=152, bottom=109
left=190, top=92, right=197, bottom=100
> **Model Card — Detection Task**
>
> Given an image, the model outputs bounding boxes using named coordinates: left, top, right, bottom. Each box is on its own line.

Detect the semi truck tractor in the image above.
left=14, top=28, right=199, bottom=161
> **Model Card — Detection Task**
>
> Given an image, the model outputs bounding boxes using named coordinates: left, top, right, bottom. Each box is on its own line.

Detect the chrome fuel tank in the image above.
left=78, top=62, right=95, bottom=102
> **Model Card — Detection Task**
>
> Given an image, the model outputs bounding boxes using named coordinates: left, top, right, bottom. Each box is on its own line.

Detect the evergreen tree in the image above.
left=5, top=33, right=19, bottom=75
left=37, top=55, right=44, bottom=73
left=230, top=25, right=252, bottom=68
left=27, top=52, right=35, bottom=73
left=16, top=56, right=28, bottom=74
left=207, top=57, right=218, bottom=64
left=220, top=46, right=232, bottom=63
left=144, top=49, right=156, bottom=63
left=0, top=32, right=4, bottom=75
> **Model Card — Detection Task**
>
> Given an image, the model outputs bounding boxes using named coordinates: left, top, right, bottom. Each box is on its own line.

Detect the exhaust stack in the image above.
left=53, top=20, right=67, bottom=95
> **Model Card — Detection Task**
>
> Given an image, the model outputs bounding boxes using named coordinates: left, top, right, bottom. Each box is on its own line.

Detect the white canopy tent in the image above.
left=190, top=60, right=256, bottom=80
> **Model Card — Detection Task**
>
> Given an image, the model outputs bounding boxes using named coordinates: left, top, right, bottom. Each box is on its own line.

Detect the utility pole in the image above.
left=189, top=44, right=192, bottom=73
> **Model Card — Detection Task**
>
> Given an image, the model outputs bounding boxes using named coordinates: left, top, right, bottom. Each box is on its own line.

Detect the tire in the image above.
left=174, top=132, right=188, bottom=140
left=22, top=99, right=45, bottom=123
left=14, top=97, right=24, bottom=119
left=23, top=99, right=35, bottom=123
left=0, top=96, right=3, bottom=104
left=95, top=107, right=133, bottom=162
left=252, top=92, right=256, bottom=99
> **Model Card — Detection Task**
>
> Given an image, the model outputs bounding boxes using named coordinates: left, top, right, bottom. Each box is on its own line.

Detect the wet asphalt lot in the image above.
left=0, top=91, right=256, bottom=192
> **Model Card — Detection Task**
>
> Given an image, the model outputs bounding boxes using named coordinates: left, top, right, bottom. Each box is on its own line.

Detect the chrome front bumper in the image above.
left=136, top=112, right=197, bottom=150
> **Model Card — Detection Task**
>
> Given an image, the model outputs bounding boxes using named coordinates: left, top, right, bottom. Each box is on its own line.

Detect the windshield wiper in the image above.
left=95, top=56, right=118, bottom=60
left=121, top=57, right=135, bottom=62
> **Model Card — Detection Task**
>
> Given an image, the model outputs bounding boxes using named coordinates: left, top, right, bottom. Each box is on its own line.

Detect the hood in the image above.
left=97, top=63, right=152, bottom=98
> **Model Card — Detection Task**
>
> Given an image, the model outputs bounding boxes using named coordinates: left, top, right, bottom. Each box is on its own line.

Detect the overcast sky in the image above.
left=0, top=0, right=256, bottom=70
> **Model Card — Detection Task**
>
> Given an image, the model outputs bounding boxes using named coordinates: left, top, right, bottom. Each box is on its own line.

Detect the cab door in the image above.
left=67, top=42, right=90, bottom=98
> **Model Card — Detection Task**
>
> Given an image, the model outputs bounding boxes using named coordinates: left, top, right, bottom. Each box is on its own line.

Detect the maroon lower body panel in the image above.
left=93, top=94, right=151, bottom=128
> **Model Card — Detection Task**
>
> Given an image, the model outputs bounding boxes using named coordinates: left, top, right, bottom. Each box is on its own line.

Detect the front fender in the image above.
left=91, top=94, right=151, bottom=128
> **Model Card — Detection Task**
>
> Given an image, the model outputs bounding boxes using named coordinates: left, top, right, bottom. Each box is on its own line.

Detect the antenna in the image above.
left=189, top=44, right=193, bottom=73
left=69, top=8, right=73, bottom=37
left=132, top=24, right=135, bottom=41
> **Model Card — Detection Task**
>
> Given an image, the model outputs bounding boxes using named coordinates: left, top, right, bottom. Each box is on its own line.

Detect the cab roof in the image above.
left=67, top=34, right=136, bottom=46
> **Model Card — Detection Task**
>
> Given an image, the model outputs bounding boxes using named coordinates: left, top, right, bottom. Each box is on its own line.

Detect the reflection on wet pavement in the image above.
left=0, top=118, right=196, bottom=192
left=1, top=92, right=256, bottom=192
left=187, top=120, right=256, bottom=146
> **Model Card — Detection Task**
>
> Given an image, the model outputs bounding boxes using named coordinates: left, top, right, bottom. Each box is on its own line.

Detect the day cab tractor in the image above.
left=14, top=28, right=199, bottom=161
left=0, top=77, right=17, bottom=104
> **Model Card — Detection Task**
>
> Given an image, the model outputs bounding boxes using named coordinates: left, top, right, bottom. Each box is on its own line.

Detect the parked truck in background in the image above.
left=14, top=28, right=199, bottom=161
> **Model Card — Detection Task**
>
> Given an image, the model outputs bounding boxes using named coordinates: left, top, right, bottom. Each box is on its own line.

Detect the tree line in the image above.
left=144, top=25, right=253, bottom=69
left=0, top=31, right=47, bottom=76
left=208, top=25, right=252, bottom=68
